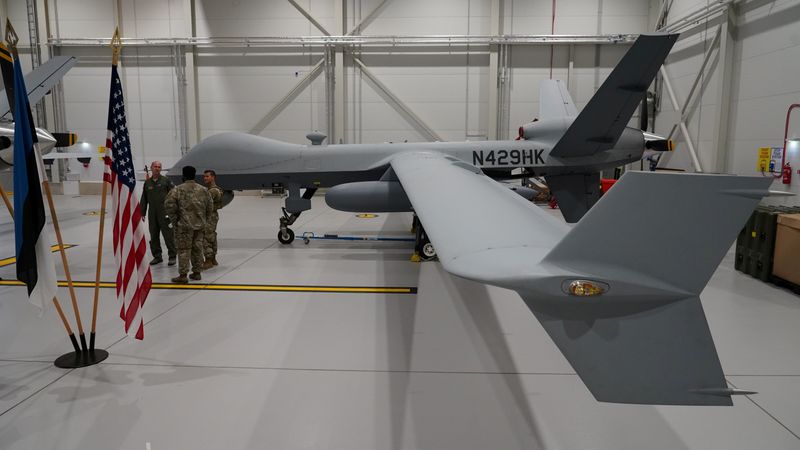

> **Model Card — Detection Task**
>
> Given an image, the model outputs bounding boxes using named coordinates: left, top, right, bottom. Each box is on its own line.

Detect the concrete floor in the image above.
left=0, top=194, right=799, bottom=449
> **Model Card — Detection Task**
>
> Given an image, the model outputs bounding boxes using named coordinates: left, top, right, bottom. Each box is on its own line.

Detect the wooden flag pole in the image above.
left=2, top=209, right=80, bottom=352
left=42, top=174, right=88, bottom=350
left=43, top=168, right=106, bottom=365
left=0, top=181, right=12, bottom=218
left=51, top=296, right=81, bottom=352
left=89, top=171, right=108, bottom=350
left=88, top=29, right=121, bottom=351
left=0, top=175, right=80, bottom=354
left=3, top=20, right=80, bottom=354
left=6, top=20, right=89, bottom=354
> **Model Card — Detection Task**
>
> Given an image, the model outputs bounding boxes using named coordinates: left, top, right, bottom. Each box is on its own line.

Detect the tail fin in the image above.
left=526, top=172, right=772, bottom=405
left=544, top=172, right=771, bottom=294
left=545, top=172, right=600, bottom=223
left=523, top=294, right=731, bottom=405
left=538, top=79, right=577, bottom=120
left=550, top=33, right=678, bottom=158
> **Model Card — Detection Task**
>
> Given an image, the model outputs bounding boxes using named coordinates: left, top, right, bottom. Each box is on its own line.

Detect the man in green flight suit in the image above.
left=165, top=165, right=213, bottom=284
left=140, top=160, right=176, bottom=266
left=202, top=169, right=223, bottom=269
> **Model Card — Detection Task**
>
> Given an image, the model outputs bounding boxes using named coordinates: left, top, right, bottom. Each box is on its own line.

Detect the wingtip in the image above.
left=767, top=190, right=796, bottom=197
left=690, top=388, right=757, bottom=397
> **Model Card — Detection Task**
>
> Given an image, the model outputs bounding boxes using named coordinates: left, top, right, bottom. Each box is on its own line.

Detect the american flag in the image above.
left=104, top=65, right=151, bottom=340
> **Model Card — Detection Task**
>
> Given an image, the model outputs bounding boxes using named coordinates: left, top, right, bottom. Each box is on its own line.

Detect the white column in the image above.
left=333, top=0, right=347, bottom=144
left=713, top=6, right=736, bottom=173
left=487, top=0, right=504, bottom=140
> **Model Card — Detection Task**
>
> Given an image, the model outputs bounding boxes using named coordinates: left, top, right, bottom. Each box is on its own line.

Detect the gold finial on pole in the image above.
left=111, top=27, right=122, bottom=65
left=4, top=19, right=18, bottom=54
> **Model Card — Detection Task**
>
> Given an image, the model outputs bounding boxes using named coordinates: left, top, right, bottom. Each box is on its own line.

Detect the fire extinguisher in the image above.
left=783, top=162, right=792, bottom=185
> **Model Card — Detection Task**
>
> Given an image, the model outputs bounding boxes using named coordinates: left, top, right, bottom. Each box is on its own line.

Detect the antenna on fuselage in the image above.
left=306, top=131, right=327, bottom=146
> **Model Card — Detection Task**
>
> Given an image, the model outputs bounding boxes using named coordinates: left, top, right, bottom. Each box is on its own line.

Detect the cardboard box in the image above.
left=773, top=213, right=800, bottom=285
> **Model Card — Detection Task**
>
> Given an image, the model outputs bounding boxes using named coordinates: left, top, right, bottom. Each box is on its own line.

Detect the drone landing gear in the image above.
left=278, top=208, right=299, bottom=244
left=412, top=215, right=437, bottom=261
left=277, top=185, right=316, bottom=245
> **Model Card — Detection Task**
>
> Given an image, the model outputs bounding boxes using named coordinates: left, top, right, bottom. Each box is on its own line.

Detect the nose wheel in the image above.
left=278, top=207, right=300, bottom=245
left=278, top=227, right=295, bottom=244
left=276, top=185, right=317, bottom=245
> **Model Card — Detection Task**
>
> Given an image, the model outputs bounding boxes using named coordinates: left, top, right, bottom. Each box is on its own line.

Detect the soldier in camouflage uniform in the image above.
left=202, top=169, right=223, bottom=269
left=140, top=161, right=176, bottom=265
left=164, top=165, right=213, bottom=283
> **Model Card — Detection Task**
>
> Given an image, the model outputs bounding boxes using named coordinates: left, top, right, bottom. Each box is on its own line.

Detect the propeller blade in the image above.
left=52, top=132, right=78, bottom=147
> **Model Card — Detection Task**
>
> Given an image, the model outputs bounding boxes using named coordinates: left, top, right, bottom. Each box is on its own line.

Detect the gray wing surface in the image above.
left=544, top=172, right=773, bottom=295
left=390, top=151, right=569, bottom=283
left=550, top=33, right=678, bottom=157
left=531, top=172, right=772, bottom=405
left=393, top=154, right=772, bottom=405
left=0, top=56, right=77, bottom=119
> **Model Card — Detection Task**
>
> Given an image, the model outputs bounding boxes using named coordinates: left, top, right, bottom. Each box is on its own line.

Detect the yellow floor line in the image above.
left=0, top=244, right=76, bottom=268
left=0, top=279, right=417, bottom=295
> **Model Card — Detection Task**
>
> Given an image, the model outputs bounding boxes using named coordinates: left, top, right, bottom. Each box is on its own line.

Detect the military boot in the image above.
left=211, top=256, right=218, bottom=266
left=167, top=256, right=177, bottom=266
left=201, top=259, right=213, bottom=270
left=172, top=274, right=188, bottom=284
left=150, top=256, right=163, bottom=265
left=189, top=272, right=202, bottom=281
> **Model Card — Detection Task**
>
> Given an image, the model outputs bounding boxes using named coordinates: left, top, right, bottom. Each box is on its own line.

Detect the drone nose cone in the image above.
left=36, top=129, right=57, bottom=154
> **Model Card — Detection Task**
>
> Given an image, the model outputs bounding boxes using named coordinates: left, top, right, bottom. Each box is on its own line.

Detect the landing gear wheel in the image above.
left=413, top=215, right=437, bottom=261
left=278, top=228, right=295, bottom=244
left=421, top=242, right=437, bottom=260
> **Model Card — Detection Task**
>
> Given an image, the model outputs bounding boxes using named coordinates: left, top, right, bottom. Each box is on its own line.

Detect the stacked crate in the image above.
left=736, top=206, right=800, bottom=284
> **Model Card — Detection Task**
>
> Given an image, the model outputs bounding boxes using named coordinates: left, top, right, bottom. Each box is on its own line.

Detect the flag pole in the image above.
left=6, top=21, right=91, bottom=358
left=3, top=198, right=80, bottom=353
left=1, top=172, right=79, bottom=355
left=0, top=181, right=12, bottom=218
left=88, top=29, right=121, bottom=351
left=3, top=20, right=82, bottom=356
left=41, top=180, right=88, bottom=347
left=89, top=163, right=108, bottom=351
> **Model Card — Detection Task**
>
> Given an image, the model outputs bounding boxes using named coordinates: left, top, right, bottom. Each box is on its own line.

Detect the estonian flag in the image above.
left=12, top=53, right=57, bottom=311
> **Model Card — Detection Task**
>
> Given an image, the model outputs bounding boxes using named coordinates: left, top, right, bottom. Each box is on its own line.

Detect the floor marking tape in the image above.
left=0, top=279, right=417, bottom=294
left=0, top=244, right=76, bottom=268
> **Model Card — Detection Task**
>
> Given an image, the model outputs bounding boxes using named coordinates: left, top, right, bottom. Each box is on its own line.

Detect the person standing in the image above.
left=202, top=169, right=223, bottom=269
left=164, top=165, right=212, bottom=283
left=140, top=160, right=176, bottom=265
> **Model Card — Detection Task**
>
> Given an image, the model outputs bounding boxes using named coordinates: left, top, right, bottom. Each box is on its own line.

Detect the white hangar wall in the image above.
left=653, top=0, right=800, bottom=204
left=195, top=0, right=650, bottom=144
left=3, top=0, right=650, bottom=182
left=5, top=0, right=192, bottom=183
left=1, top=0, right=798, bottom=201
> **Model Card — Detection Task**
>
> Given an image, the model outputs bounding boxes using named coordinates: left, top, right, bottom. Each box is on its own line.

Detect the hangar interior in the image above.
left=1, top=0, right=800, bottom=449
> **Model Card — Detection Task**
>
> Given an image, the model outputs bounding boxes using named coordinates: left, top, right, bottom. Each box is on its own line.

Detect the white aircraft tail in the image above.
left=538, top=79, right=577, bottom=120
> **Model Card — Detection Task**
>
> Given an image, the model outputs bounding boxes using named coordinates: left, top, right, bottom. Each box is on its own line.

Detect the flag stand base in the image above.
left=54, top=349, right=109, bottom=369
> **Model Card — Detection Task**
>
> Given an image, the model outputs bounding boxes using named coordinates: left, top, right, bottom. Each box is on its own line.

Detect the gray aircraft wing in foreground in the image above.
left=392, top=155, right=770, bottom=405
left=171, top=33, right=775, bottom=405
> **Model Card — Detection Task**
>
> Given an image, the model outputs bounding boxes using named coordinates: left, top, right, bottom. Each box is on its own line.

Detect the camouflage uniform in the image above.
left=164, top=180, right=212, bottom=276
left=140, top=175, right=176, bottom=261
left=204, top=183, right=223, bottom=260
